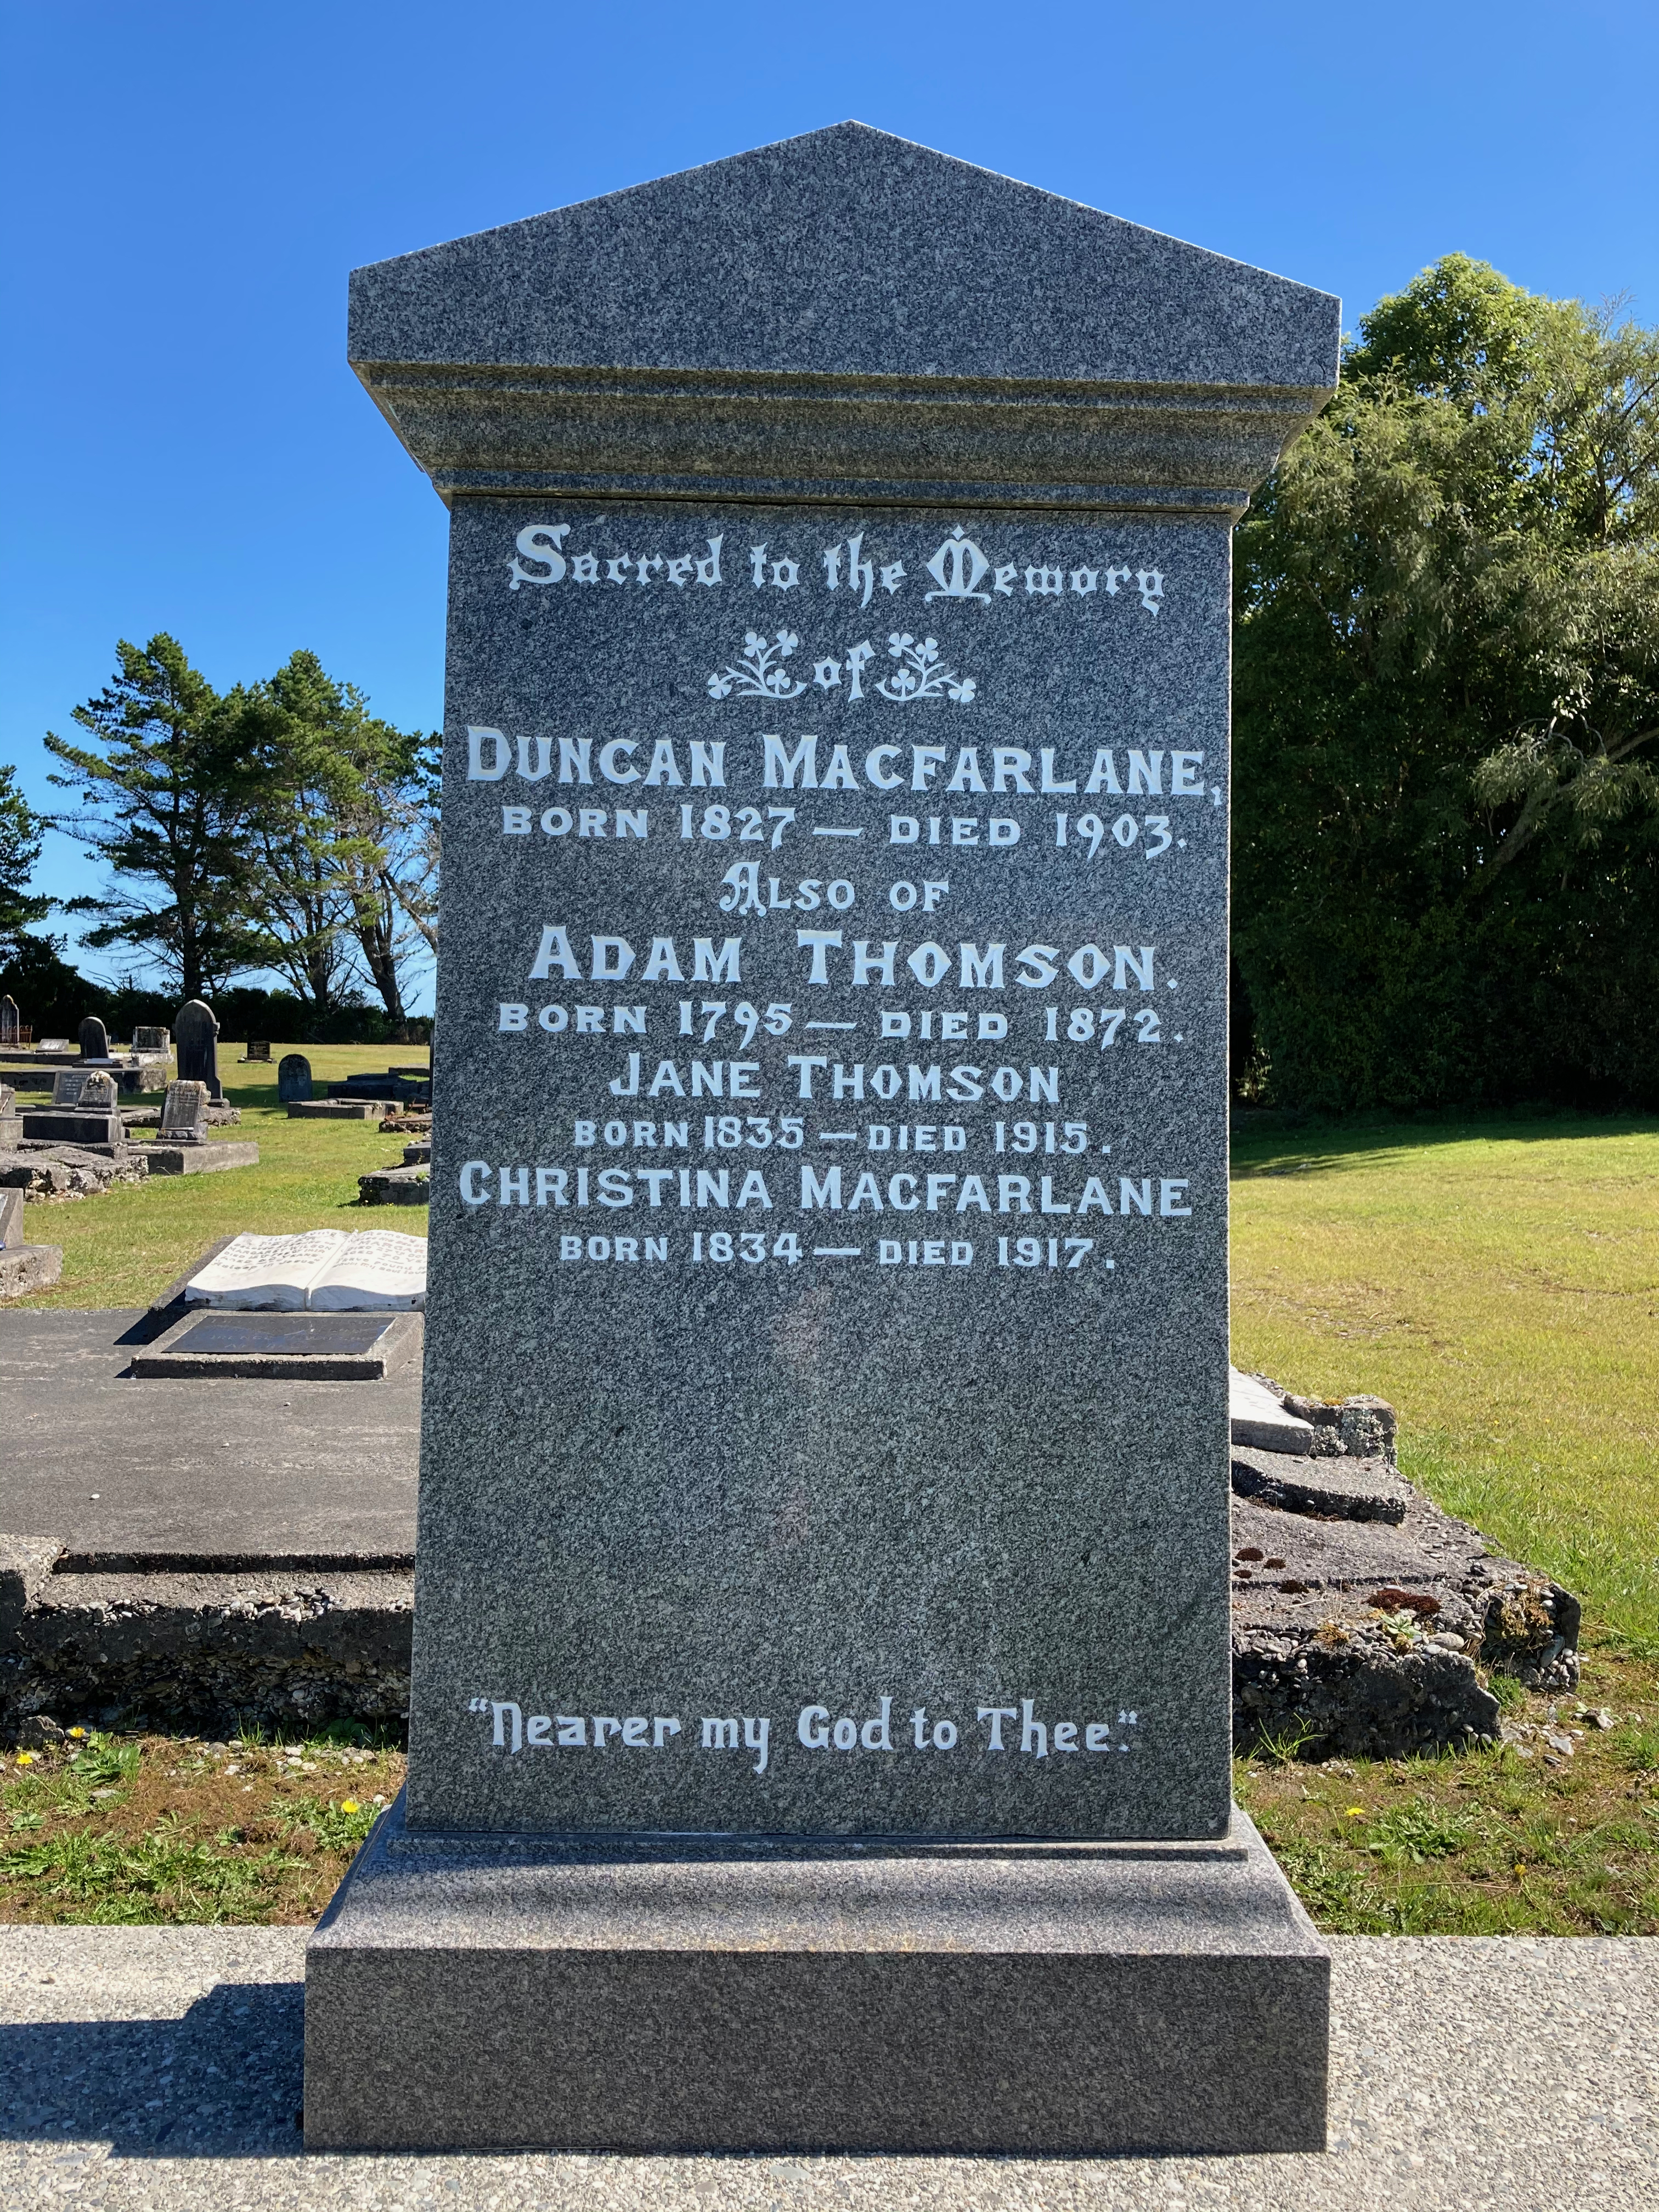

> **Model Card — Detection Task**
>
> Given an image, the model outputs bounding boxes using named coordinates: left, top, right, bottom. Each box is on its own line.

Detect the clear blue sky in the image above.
left=3, top=0, right=1655, bottom=1012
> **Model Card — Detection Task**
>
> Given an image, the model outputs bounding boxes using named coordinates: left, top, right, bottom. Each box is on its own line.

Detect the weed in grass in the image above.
left=0, top=1729, right=407, bottom=1924
left=1362, top=1802, right=1478, bottom=1865
left=1615, top=1720, right=1659, bottom=1773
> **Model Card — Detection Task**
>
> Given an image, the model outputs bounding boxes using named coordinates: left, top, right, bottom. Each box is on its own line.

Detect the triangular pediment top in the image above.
left=349, top=123, right=1339, bottom=393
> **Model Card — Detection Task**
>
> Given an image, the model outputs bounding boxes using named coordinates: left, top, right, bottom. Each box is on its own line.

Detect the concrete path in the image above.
left=0, top=1927, right=1653, bottom=2208
left=0, top=1312, right=417, bottom=1565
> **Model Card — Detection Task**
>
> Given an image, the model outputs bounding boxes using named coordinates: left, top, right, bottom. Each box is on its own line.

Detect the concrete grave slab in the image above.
left=289, top=1097, right=386, bottom=1119
left=0, top=1309, right=419, bottom=1564
left=1229, top=1368, right=1315, bottom=1454
left=1229, top=1443, right=1413, bottom=1522
left=131, top=1307, right=422, bottom=1380
left=359, top=1163, right=430, bottom=1205
left=142, top=1137, right=260, bottom=1174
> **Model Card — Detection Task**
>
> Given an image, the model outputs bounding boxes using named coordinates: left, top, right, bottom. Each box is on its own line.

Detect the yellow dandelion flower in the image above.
left=16, top=1751, right=35, bottom=1765
left=1345, top=1806, right=1365, bottom=1818
left=340, top=1799, right=360, bottom=1815
left=67, top=1726, right=86, bottom=1740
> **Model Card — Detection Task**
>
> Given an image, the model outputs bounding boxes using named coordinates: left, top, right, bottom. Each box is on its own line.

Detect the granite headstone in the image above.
left=77, top=1014, right=109, bottom=1060
left=244, top=1039, right=271, bottom=1063
left=133, top=1026, right=170, bottom=1053
left=174, top=999, right=223, bottom=1102
left=307, top=123, right=1341, bottom=2156
left=277, top=1052, right=313, bottom=1103
left=50, top=1070, right=89, bottom=1108
left=0, top=996, right=18, bottom=1043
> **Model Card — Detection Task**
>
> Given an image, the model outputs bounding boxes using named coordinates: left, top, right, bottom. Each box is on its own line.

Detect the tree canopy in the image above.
left=44, top=636, right=438, bottom=1029
left=1233, top=253, right=1659, bottom=1109
left=0, top=764, right=52, bottom=958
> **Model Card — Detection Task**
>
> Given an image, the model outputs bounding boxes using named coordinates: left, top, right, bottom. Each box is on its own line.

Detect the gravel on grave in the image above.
left=0, top=1927, right=1653, bottom=2209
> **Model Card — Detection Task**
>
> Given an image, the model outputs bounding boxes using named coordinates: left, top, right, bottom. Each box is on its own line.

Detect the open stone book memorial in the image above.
left=304, top=123, right=1342, bottom=2154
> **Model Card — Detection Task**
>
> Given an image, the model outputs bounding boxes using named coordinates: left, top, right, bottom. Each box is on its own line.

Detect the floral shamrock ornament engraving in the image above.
left=708, top=630, right=809, bottom=701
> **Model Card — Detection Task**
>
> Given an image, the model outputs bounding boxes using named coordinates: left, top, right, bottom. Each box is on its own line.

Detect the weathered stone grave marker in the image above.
left=0, top=996, right=19, bottom=1045
left=241, top=1038, right=272, bottom=1063
left=160, top=1079, right=210, bottom=1144
left=145, top=1079, right=258, bottom=1175
left=77, top=1014, right=108, bottom=1061
left=276, top=1053, right=313, bottom=1103
left=50, top=1070, right=89, bottom=1108
left=174, top=999, right=223, bottom=1102
left=133, top=1026, right=170, bottom=1053
left=306, top=123, right=1341, bottom=2158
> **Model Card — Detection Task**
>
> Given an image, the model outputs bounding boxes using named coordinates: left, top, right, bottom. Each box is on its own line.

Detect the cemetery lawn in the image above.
left=1235, top=1637, right=1659, bottom=1934
left=0, top=1727, right=407, bottom=1925
left=1232, top=1110, right=1659, bottom=1647
left=2, top=1654, right=1655, bottom=1930
left=9, top=1044, right=427, bottom=1311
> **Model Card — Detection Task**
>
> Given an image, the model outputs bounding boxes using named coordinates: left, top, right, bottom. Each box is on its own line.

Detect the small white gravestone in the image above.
left=160, top=1079, right=211, bottom=1144
left=187, top=1228, right=427, bottom=1311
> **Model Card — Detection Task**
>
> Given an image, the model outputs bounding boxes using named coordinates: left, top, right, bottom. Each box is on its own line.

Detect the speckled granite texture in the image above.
left=303, top=1797, right=1325, bottom=2153
left=410, top=497, right=1237, bottom=1842
left=3, top=1927, right=1655, bottom=2206
left=328, top=123, right=1343, bottom=2154
left=348, top=123, right=1339, bottom=511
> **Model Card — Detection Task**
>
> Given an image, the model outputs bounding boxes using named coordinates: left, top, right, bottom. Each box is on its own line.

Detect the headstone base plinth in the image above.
left=304, top=1796, right=1328, bottom=2156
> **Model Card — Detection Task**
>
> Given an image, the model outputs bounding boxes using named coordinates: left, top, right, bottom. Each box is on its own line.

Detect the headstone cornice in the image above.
left=351, top=358, right=1332, bottom=517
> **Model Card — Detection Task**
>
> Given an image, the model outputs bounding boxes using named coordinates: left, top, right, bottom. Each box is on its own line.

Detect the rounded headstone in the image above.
left=277, top=1052, right=313, bottom=1103
left=77, top=1014, right=109, bottom=1060
left=174, top=999, right=223, bottom=1101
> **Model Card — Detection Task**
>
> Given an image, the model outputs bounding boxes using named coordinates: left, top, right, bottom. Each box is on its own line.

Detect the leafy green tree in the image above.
left=44, top=636, right=261, bottom=1000
left=1233, top=255, right=1659, bottom=1110
left=236, top=650, right=436, bottom=1032
left=0, top=764, right=52, bottom=957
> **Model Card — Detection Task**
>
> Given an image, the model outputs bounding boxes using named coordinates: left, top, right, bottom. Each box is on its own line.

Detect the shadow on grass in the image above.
left=1231, top=1107, right=1659, bottom=1179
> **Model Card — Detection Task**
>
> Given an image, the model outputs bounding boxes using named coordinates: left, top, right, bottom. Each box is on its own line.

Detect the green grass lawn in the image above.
left=9, top=1043, right=427, bottom=1312
left=7, top=1090, right=1659, bottom=1934
left=1232, top=1111, right=1659, bottom=1647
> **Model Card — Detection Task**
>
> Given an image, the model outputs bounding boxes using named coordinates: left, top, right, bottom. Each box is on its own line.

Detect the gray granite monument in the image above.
left=174, top=998, right=223, bottom=1102
left=306, top=123, right=1341, bottom=2155
left=77, top=1014, right=109, bottom=1060
left=276, top=1052, right=313, bottom=1103
left=0, top=996, right=19, bottom=1045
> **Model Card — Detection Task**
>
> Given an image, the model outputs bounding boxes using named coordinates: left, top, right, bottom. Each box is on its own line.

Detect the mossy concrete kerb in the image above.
left=0, top=1539, right=413, bottom=1742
